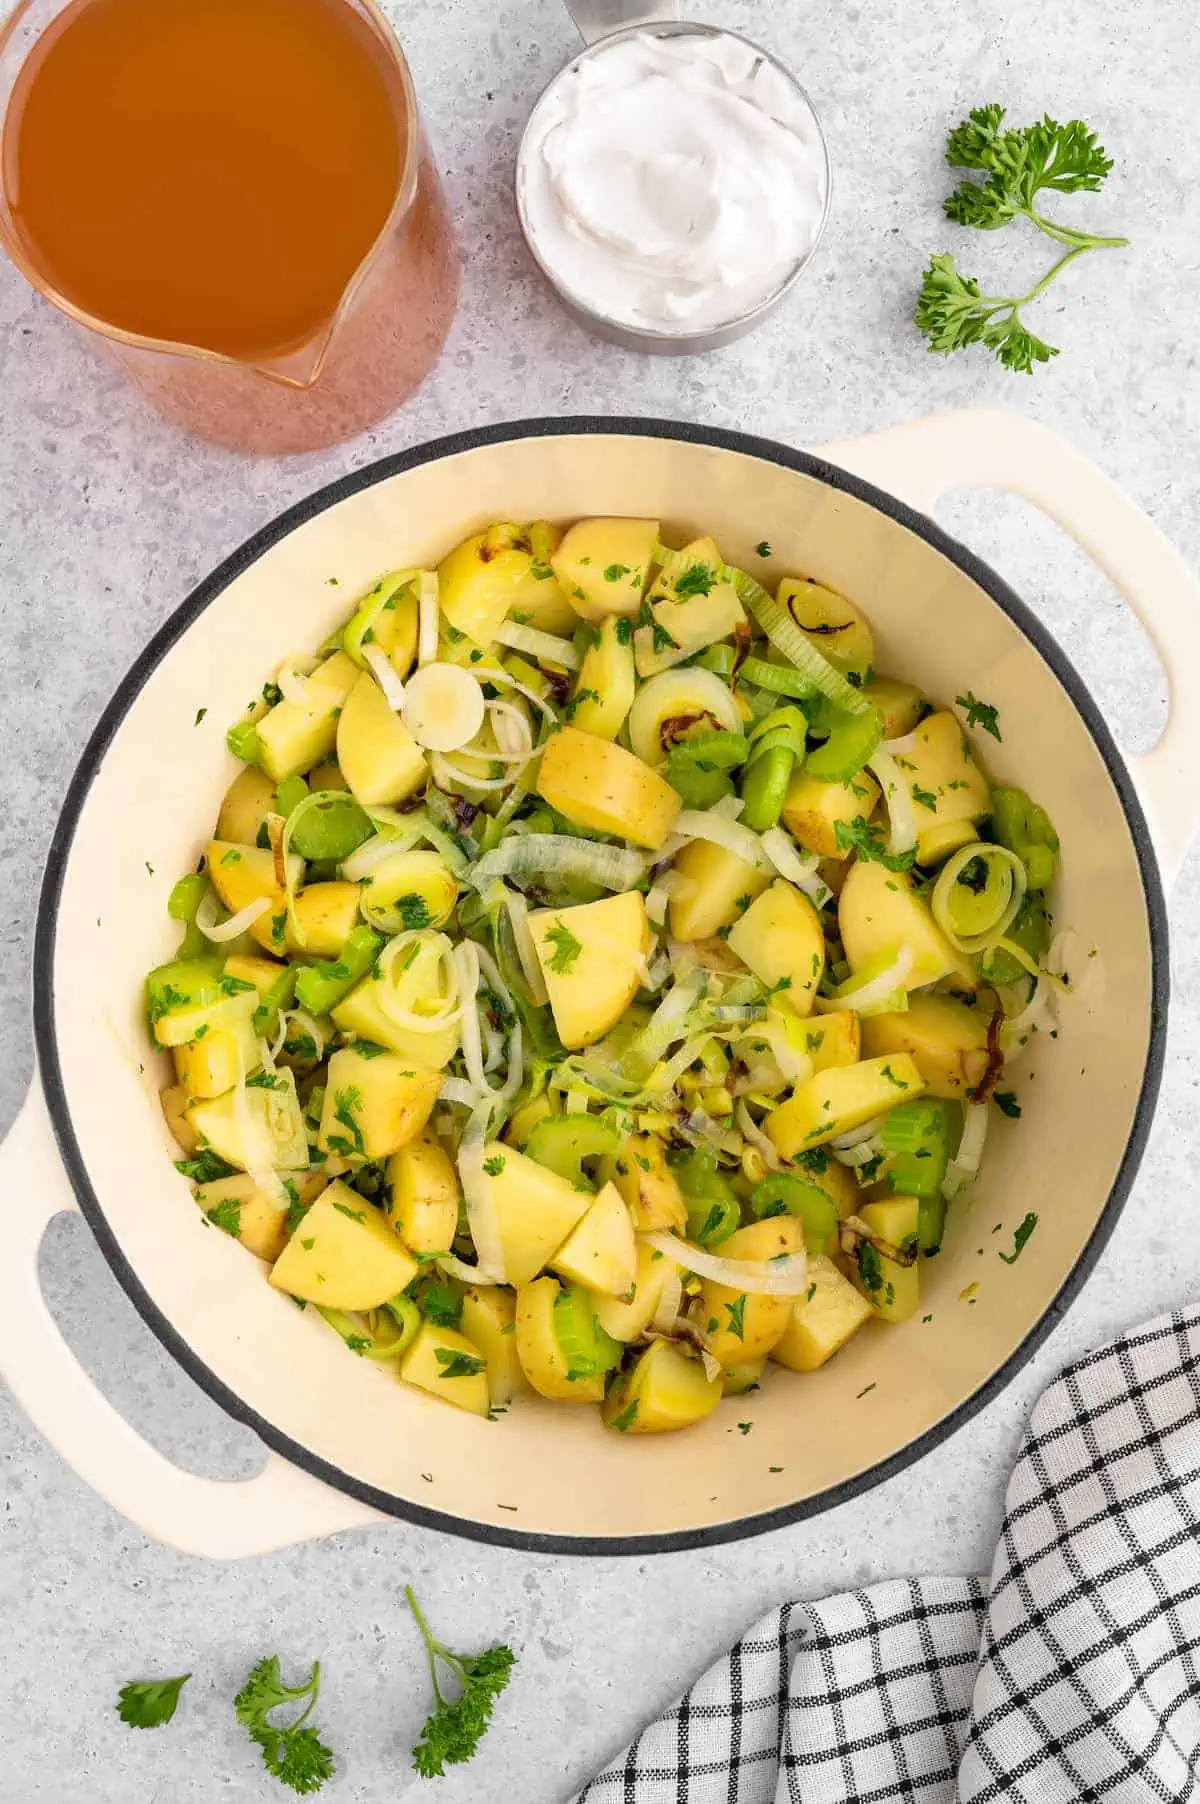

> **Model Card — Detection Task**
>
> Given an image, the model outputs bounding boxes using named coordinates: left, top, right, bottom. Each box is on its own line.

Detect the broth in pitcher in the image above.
left=0, top=0, right=458, bottom=450
left=3, top=0, right=404, bottom=359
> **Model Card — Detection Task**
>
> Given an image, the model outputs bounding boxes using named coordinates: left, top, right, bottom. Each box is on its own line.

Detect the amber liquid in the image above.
left=2, top=0, right=405, bottom=360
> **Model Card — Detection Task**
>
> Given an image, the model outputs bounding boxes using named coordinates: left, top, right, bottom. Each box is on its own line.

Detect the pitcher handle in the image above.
left=816, top=409, right=1200, bottom=887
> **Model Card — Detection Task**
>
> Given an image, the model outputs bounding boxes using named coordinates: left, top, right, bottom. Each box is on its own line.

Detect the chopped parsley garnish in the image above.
left=956, top=691, right=1002, bottom=740
left=603, top=563, right=631, bottom=582
left=999, top=1212, right=1038, bottom=1264
left=332, top=1201, right=367, bottom=1223
left=755, top=541, right=772, bottom=558
left=880, top=1064, right=909, bottom=1089
left=564, top=687, right=600, bottom=722
left=857, top=1240, right=884, bottom=1293
left=610, top=1400, right=639, bottom=1433
left=331, top=1088, right=366, bottom=1155
left=674, top=563, right=715, bottom=599
left=194, top=708, right=207, bottom=727
left=395, top=893, right=432, bottom=931
left=482, top=1155, right=506, bottom=1177
left=615, top=616, right=633, bottom=646
left=994, top=1091, right=1022, bottom=1118
left=246, top=1072, right=286, bottom=1091
left=218, top=973, right=256, bottom=996
left=911, top=783, right=938, bottom=810
left=175, top=1150, right=237, bottom=1184
left=543, top=919, right=583, bottom=975
left=435, top=1348, right=486, bottom=1380
left=725, top=1295, right=747, bottom=1339
left=422, top=1284, right=463, bottom=1328
left=206, top=1199, right=243, bottom=1237
left=834, top=815, right=917, bottom=872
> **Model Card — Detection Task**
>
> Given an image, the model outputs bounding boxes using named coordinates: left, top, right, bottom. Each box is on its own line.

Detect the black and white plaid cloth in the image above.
left=575, top=1308, right=1200, bottom=1803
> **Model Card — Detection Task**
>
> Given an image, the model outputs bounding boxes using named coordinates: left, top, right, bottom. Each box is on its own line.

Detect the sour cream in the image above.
left=518, top=29, right=828, bottom=337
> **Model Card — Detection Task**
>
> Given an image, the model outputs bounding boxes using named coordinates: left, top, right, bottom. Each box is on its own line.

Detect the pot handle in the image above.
left=816, top=409, right=1200, bottom=886
left=0, top=1081, right=383, bottom=1558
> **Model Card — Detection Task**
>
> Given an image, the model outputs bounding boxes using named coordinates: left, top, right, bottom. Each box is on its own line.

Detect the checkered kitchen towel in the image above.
left=576, top=1308, right=1200, bottom=1803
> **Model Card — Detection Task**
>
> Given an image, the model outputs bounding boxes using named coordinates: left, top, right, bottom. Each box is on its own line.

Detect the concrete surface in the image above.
left=1, top=0, right=1198, bottom=1798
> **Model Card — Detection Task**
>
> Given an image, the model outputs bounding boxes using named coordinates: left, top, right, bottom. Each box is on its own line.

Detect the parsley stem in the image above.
left=975, top=243, right=1091, bottom=314
left=405, top=1586, right=452, bottom=1709
left=1028, top=209, right=1130, bottom=251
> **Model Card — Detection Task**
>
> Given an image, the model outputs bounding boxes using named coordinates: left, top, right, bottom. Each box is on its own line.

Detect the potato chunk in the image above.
left=668, top=839, right=769, bottom=943
left=727, top=881, right=825, bottom=1016
left=255, top=651, right=358, bottom=783
left=387, top=1131, right=459, bottom=1255
left=694, top=1218, right=802, bottom=1367
left=766, top=1054, right=925, bottom=1155
left=400, top=1322, right=491, bottom=1417
left=269, top=1181, right=418, bottom=1309
left=331, top=975, right=460, bottom=1070
left=536, top=726, right=681, bottom=850
left=782, top=768, right=881, bottom=859
left=861, top=994, right=990, bottom=1098
left=603, top=1339, right=722, bottom=1434
left=530, top=891, right=649, bottom=1050
left=482, top=1144, right=592, bottom=1286
left=550, top=1182, right=637, bottom=1297
left=193, top=1173, right=292, bottom=1263
left=838, top=861, right=966, bottom=990
left=336, top=671, right=427, bottom=807
left=461, top=1286, right=527, bottom=1408
left=770, top=1253, right=874, bottom=1371
left=897, top=711, right=990, bottom=863
left=317, top=1047, right=441, bottom=1163
left=551, top=517, right=659, bottom=618
left=601, top=1132, right=687, bottom=1233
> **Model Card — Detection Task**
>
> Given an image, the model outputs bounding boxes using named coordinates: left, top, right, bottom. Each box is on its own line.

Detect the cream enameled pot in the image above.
left=1, top=411, right=1195, bottom=1560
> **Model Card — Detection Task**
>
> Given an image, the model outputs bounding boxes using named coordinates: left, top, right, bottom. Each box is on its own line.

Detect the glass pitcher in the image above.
left=0, top=0, right=459, bottom=455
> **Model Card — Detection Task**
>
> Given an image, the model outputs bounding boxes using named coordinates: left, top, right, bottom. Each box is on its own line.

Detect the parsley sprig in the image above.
left=917, top=105, right=1128, bottom=372
left=405, top=1588, right=516, bottom=1778
left=234, top=1656, right=335, bottom=1794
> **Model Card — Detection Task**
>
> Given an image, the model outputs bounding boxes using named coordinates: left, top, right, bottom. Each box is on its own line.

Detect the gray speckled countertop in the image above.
left=1, top=1, right=1199, bottom=1798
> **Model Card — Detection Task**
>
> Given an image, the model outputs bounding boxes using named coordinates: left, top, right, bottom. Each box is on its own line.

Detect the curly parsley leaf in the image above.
left=918, top=108, right=1127, bottom=373
left=405, top=1588, right=516, bottom=1778
left=234, top=1656, right=334, bottom=1795
left=175, top=1151, right=237, bottom=1184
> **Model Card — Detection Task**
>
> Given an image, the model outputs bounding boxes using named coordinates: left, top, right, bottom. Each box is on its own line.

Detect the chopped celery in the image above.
left=553, top=1285, right=622, bottom=1379
left=739, top=655, right=818, bottom=700
left=252, top=966, right=297, bottom=1041
left=226, top=720, right=260, bottom=765
left=168, top=874, right=209, bottom=959
left=749, top=1172, right=839, bottom=1251
left=287, top=791, right=373, bottom=862
left=146, top=957, right=222, bottom=1026
left=318, top=1292, right=420, bottom=1360
left=739, top=746, right=793, bottom=831
left=663, top=747, right=734, bottom=809
left=525, top=1114, right=620, bottom=1190
left=695, top=644, right=738, bottom=677
left=804, top=704, right=883, bottom=783
left=686, top=1194, right=740, bottom=1247
left=275, top=774, right=309, bottom=820
left=880, top=1099, right=957, bottom=1201
left=293, top=924, right=382, bottom=1016
left=991, top=786, right=1059, bottom=889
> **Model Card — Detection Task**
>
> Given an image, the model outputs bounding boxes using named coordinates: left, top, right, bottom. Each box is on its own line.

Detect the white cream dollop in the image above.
left=519, top=30, right=828, bottom=335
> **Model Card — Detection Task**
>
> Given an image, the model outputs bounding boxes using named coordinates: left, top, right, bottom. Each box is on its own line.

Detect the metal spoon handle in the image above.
left=561, top=0, right=679, bottom=46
